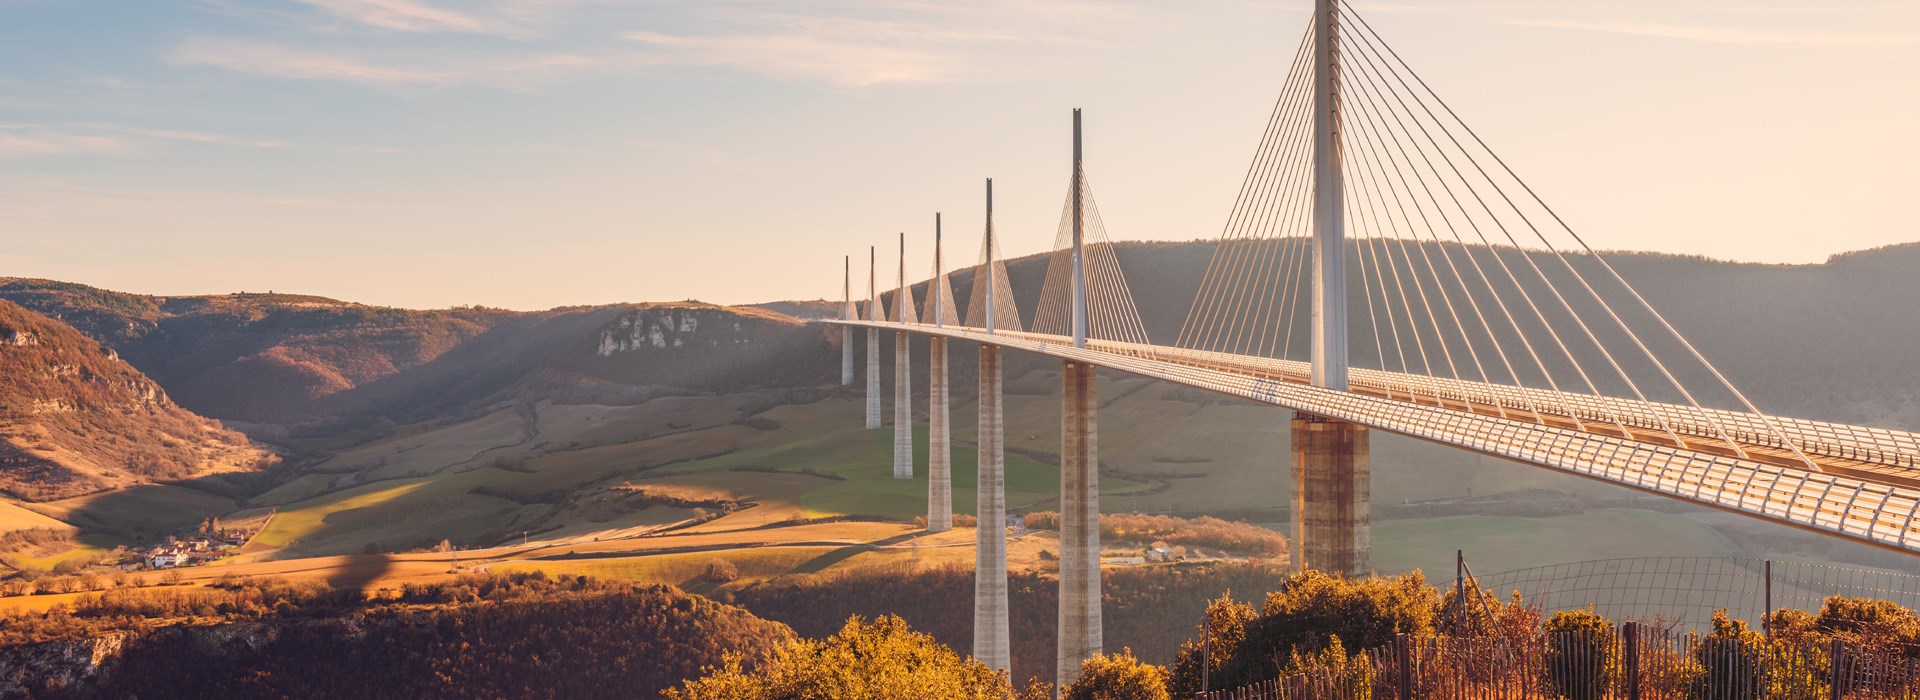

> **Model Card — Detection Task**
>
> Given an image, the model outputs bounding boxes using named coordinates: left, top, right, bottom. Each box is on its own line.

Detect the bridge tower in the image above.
left=841, top=255, right=855, bottom=386
left=1058, top=107, right=1103, bottom=685
left=1295, top=0, right=1371, bottom=576
left=974, top=178, right=1010, bottom=673
left=866, top=246, right=882, bottom=429
left=926, top=214, right=952, bottom=532
left=894, top=233, right=914, bottom=479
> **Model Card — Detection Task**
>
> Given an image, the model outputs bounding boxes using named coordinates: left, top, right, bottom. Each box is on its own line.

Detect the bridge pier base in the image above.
left=1291, top=413, right=1370, bottom=576
left=974, top=345, right=1009, bottom=672
left=841, top=328, right=854, bottom=385
left=927, top=338, right=952, bottom=531
left=894, top=332, right=913, bottom=479
left=1058, top=361, right=1102, bottom=685
left=864, top=329, right=881, bottom=429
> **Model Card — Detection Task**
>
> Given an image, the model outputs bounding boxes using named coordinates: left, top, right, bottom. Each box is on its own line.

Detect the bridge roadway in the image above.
left=829, top=319, right=1920, bottom=555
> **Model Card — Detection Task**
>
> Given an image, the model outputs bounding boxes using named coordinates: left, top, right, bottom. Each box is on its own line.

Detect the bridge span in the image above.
left=818, top=0, right=1920, bottom=683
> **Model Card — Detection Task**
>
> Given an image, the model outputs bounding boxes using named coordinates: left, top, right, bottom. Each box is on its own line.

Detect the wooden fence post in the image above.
left=1395, top=633, right=1412, bottom=700
left=1623, top=621, right=1640, bottom=700
left=1829, top=638, right=1845, bottom=700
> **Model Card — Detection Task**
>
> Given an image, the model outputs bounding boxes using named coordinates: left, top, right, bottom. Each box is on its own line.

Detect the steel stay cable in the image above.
left=1082, top=176, right=1153, bottom=349
left=1201, top=49, right=1316, bottom=356
left=1261, top=133, right=1318, bottom=361
left=1345, top=115, right=1473, bottom=408
left=1334, top=23, right=1609, bottom=434
left=1225, top=39, right=1318, bottom=358
left=1242, top=66, right=1324, bottom=360
left=1352, top=222, right=1392, bottom=381
left=1340, top=17, right=1690, bottom=451
left=1338, top=1, right=1797, bottom=467
left=1187, top=38, right=1315, bottom=355
left=1180, top=23, right=1313, bottom=351
left=1341, top=69, right=1516, bottom=418
left=1335, top=28, right=1554, bottom=421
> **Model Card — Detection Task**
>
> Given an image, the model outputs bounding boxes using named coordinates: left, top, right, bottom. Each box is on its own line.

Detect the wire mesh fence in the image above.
left=1448, top=557, right=1920, bottom=634
left=1198, top=626, right=1920, bottom=700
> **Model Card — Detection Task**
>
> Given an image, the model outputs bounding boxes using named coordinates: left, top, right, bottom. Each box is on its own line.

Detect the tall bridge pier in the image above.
left=841, top=255, right=854, bottom=386
left=926, top=216, right=953, bottom=532
left=864, top=247, right=881, bottom=429
left=1056, top=107, right=1104, bottom=685
left=1291, top=414, right=1370, bottom=575
left=973, top=179, right=1011, bottom=673
left=893, top=235, right=914, bottom=479
left=1057, top=360, right=1101, bottom=684
left=1293, top=0, right=1370, bottom=577
left=974, top=345, right=1009, bottom=670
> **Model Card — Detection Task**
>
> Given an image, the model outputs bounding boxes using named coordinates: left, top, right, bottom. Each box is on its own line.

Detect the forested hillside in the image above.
left=0, top=301, right=268, bottom=501
left=0, top=573, right=791, bottom=698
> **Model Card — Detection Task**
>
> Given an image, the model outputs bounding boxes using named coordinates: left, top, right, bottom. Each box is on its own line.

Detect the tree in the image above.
left=1063, top=648, right=1169, bottom=700
left=1194, top=570, right=1440, bottom=689
left=667, top=615, right=1012, bottom=700
left=1167, top=593, right=1258, bottom=696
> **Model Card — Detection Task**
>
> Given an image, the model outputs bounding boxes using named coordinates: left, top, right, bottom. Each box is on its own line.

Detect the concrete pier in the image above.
left=1057, top=360, right=1102, bottom=684
left=1291, top=412, right=1371, bottom=576
left=974, top=345, right=1009, bottom=672
left=927, top=338, right=952, bottom=531
left=865, top=329, right=881, bottom=429
left=841, top=330, right=854, bottom=385
left=893, top=332, right=913, bottom=479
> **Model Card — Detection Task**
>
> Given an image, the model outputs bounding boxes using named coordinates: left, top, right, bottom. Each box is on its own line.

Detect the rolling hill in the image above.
left=0, top=300, right=269, bottom=502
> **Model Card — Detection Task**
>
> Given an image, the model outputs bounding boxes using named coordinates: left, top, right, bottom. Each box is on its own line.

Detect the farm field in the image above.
left=1370, top=508, right=1743, bottom=578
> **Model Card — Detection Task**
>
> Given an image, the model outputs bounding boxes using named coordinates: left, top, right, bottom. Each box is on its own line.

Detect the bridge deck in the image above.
left=830, top=320, right=1920, bottom=555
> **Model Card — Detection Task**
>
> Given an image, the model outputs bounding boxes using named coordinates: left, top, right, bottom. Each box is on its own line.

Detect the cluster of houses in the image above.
left=138, top=530, right=249, bottom=569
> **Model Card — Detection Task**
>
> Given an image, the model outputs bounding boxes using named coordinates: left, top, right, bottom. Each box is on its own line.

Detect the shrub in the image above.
left=704, top=559, right=741, bottom=584
left=1179, top=570, right=1439, bottom=691
left=665, top=615, right=1011, bottom=699
left=1683, top=610, right=1828, bottom=700
left=1281, top=634, right=1373, bottom=700
left=1017, top=511, right=1285, bottom=557
left=1167, top=593, right=1259, bottom=696
left=1064, top=648, right=1169, bottom=700
left=1543, top=607, right=1616, bottom=700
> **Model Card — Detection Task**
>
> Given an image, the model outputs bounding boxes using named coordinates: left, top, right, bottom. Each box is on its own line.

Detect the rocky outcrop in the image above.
left=0, top=633, right=127, bottom=695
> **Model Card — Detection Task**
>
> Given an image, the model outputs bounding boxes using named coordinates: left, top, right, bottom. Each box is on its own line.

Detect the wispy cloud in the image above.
left=172, top=1, right=1132, bottom=89
left=170, top=36, right=601, bottom=88
left=0, top=123, right=288, bottom=157
left=622, top=29, right=960, bottom=86
left=292, top=0, right=490, bottom=33
left=1504, top=18, right=1919, bottom=47
left=78, top=123, right=290, bottom=148
left=0, top=129, right=127, bottom=157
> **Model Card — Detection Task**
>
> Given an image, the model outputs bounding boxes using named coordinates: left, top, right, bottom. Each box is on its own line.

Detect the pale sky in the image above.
left=1, top=0, right=1915, bottom=310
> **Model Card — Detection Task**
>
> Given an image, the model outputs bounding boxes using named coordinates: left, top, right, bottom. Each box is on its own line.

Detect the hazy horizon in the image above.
left=3, top=0, right=1916, bottom=310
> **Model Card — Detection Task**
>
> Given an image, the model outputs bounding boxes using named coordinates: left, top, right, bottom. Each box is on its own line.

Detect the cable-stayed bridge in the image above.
left=823, top=0, right=1920, bottom=684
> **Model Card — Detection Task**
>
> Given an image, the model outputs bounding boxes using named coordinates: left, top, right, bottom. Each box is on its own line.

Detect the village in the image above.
left=130, top=514, right=268, bottom=570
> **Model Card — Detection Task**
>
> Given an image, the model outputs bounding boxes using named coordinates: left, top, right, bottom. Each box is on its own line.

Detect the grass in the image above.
left=494, top=547, right=835, bottom=594
left=12, top=531, right=123, bottom=570
left=251, top=473, right=340, bottom=507
left=0, top=500, right=71, bottom=532
left=324, top=407, right=528, bottom=480
left=26, top=484, right=236, bottom=535
left=249, top=479, right=436, bottom=549
left=1370, top=508, right=1742, bottom=578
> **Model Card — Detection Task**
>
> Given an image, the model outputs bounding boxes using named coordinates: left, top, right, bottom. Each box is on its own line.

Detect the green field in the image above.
left=1371, top=509, right=1742, bottom=578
